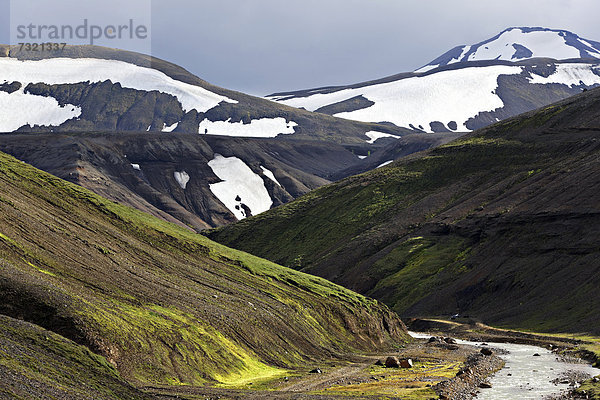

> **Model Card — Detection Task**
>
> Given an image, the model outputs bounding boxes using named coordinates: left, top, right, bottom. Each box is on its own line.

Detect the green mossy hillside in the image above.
left=0, top=150, right=407, bottom=388
left=0, top=314, right=151, bottom=399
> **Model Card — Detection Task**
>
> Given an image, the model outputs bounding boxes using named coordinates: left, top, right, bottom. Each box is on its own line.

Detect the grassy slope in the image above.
left=207, top=88, right=600, bottom=335
left=0, top=150, right=407, bottom=390
left=0, top=315, right=151, bottom=400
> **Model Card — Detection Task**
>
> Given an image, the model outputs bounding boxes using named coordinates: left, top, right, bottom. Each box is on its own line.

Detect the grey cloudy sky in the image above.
left=1, top=0, right=599, bottom=95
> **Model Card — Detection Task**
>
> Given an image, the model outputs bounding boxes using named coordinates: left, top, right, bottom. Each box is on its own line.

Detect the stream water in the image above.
left=409, top=331, right=600, bottom=399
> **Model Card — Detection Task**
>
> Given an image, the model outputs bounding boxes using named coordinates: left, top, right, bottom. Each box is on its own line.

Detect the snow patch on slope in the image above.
left=468, top=28, right=581, bottom=62
left=365, top=131, right=401, bottom=144
left=174, top=171, right=190, bottom=189
left=198, top=117, right=297, bottom=138
left=579, top=39, right=600, bottom=58
left=451, top=45, right=472, bottom=64
left=0, top=88, right=81, bottom=132
left=376, top=160, right=393, bottom=168
left=162, top=122, right=178, bottom=132
left=260, top=166, right=281, bottom=187
left=272, top=65, right=522, bottom=132
left=331, top=66, right=521, bottom=132
left=0, top=58, right=236, bottom=113
left=528, top=63, right=600, bottom=87
left=208, top=155, right=272, bottom=220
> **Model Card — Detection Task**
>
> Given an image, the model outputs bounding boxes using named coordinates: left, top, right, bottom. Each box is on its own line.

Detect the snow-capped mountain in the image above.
left=267, top=28, right=600, bottom=134
left=0, top=45, right=406, bottom=144
left=0, top=45, right=440, bottom=228
left=416, top=27, right=600, bottom=73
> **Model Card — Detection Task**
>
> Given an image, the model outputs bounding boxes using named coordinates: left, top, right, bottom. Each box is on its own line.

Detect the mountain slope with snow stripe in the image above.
left=0, top=45, right=407, bottom=144
left=0, top=57, right=236, bottom=113
left=333, top=65, right=522, bottom=132
left=271, top=65, right=525, bottom=131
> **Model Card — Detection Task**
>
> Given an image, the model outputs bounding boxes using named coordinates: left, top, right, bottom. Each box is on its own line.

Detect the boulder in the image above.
left=309, top=368, right=322, bottom=374
left=399, top=358, right=413, bottom=368
left=480, top=382, right=493, bottom=389
left=533, top=353, right=541, bottom=357
left=385, top=356, right=400, bottom=368
left=444, top=337, right=457, bottom=344
left=428, top=336, right=439, bottom=343
left=374, top=359, right=384, bottom=366
left=480, top=348, right=493, bottom=356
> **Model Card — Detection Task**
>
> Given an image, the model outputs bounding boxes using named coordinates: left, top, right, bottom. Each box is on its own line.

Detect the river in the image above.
left=409, top=331, right=599, bottom=399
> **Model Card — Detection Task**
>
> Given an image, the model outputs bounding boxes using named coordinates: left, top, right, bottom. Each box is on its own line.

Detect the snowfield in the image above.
left=208, top=155, right=272, bottom=220
left=198, top=117, right=297, bottom=138
left=0, top=58, right=236, bottom=113
left=365, top=131, right=401, bottom=144
left=274, top=65, right=522, bottom=132
left=268, top=27, right=600, bottom=134
left=174, top=171, right=190, bottom=190
left=467, top=28, right=582, bottom=62
left=0, top=87, right=81, bottom=132
left=528, top=63, right=600, bottom=87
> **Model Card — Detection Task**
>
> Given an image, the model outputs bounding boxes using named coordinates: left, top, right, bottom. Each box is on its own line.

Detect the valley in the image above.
left=1, top=12, right=600, bottom=399
left=209, top=86, right=600, bottom=337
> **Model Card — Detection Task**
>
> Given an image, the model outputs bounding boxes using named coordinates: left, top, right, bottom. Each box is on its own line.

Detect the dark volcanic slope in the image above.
left=0, top=131, right=453, bottom=230
left=208, top=87, right=600, bottom=335
left=0, top=150, right=406, bottom=390
left=333, top=132, right=465, bottom=180
left=0, top=132, right=361, bottom=229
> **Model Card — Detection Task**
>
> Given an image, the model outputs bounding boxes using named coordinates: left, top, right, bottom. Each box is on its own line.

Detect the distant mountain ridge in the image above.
left=268, top=27, right=600, bottom=134
left=417, top=27, right=600, bottom=72
left=0, top=44, right=407, bottom=144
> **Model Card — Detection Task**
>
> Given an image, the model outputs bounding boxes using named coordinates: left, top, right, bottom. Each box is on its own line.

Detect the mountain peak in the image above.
left=416, top=27, right=600, bottom=72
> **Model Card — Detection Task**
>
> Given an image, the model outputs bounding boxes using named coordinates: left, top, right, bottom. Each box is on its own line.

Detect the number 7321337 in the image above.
left=18, top=42, right=67, bottom=52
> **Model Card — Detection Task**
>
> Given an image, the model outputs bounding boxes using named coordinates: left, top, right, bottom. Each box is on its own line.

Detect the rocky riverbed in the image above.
left=410, top=329, right=600, bottom=399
